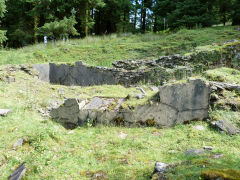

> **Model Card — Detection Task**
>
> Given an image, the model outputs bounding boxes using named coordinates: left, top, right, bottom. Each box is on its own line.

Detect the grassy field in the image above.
left=0, top=26, right=240, bottom=179
left=0, top=26, right=239, bottom=67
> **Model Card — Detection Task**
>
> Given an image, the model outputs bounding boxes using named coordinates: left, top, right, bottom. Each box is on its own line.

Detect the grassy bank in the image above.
left=0, top=26, right=239, bottom=67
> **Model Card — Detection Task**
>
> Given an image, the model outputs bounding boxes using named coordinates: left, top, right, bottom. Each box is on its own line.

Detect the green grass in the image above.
left=0, top=26, right=239, bottom=67
left=0, top=66, right=240, bottom=179
left=205, top=67, right=240, bottom=84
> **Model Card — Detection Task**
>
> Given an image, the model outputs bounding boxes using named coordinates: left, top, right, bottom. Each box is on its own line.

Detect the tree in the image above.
left=37, top=15, right=79, bottom=40
left=232, top=0, right=240, bottom=25
left=0, top=0, right=7, bottom=45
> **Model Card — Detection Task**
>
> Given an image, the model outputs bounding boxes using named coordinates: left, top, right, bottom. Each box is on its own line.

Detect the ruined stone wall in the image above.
left=50, top=79, right=210, bottom=128
left=33, top=40, right=240, bottom=87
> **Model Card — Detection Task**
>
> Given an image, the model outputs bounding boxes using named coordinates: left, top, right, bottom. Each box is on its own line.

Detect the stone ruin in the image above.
left=49, top=79, right=210, bottom=129
left=33, top=40, right=240, bottom=128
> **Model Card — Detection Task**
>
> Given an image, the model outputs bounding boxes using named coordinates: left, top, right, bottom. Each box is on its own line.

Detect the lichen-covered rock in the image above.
left=213, top=120, right=240, bottom=135
left=50, top=79, right=210, bottom=128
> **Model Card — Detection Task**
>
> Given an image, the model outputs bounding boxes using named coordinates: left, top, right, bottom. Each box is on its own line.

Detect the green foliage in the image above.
left=37, top=15, right=79, bottom=39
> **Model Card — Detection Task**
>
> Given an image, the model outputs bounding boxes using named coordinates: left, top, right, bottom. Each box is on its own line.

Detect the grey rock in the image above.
left=159, top=79, right=210, bottom=124
left=211, top=154, right=224, bottom=159
left=0, top=109, right=12, bottom=117
left=153, top=162, right=169, bottom=174
left=214, top=120, right=240, bottom=135
left=149, top=86, right=159, bottom=92
left=136, top=87, right=146, bottom=95
left=134, top=93, right=145, bottom=99
left=192, top=125, right=206, bottom=131
left=13, top=138, right=24, bottom=150
left=185, top=149, right=205, bottom=156
left=203, top=146, right=213, bottom=151
left=9, top=163, right=26, bottom=180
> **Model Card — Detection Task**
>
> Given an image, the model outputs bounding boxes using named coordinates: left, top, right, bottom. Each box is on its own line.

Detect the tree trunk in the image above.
left=85, top=1, right=89, bottom=36
left=33, top=14, right=39, bottom=44
left=134, top=0, right=138, bottom=29
left=141, top=0, right=146, bottom=33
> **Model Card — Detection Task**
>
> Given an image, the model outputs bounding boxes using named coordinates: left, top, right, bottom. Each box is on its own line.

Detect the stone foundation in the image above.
left=50, top=79, right=210, bottom=128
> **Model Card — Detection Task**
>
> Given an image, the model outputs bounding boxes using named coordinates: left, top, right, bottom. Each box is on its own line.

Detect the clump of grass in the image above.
left=205, top=67, right=240, bottom=84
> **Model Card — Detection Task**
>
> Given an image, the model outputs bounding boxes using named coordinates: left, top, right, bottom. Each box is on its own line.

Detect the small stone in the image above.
left=192, top=125, right=206, bottom=131
left=58, top=88, right=65, bottom=95
left=203, top=146, right=213, bottom=151
left=13, top=137, right=28, bottom=150
left=13, top=138, right=24, bottom=150
left=168, top=150, right=176, bottom=154
left=211, top=154, right=224, bottom=159
left=185, top=149, right=205, bottom=156
left=136, top=87, right=146, bottom=95
left=134, top=93, right=145, bottom=99
left=210, top=94, right=219, bottom=101
left=152, top=162, right=169, bottom=176
left=119, top=132, right=128, bottom=139
left=0, top=109, right=13, bottom=117
left=149, top=86, right=159, bottom=92
left=92, top=170, right=108, bottom=180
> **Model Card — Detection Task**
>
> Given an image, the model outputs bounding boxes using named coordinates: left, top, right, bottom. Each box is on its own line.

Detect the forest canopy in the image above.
left=0, top=0, right=239, bottom=47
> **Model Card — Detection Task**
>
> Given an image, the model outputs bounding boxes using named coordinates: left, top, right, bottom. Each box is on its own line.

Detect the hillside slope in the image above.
left=0, top=26, right=239, bottom=67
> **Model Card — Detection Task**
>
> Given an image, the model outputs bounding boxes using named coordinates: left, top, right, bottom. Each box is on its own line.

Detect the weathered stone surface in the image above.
left=192, top=125, right=206, bottom=131
left=159, top=79, right=210, bottom=124
left=213, top=120, right=240, bottom=135
left=50, top=79, right=210, bottom=128
left=33, top=64, right=50, bottom=82
left=0, top=109, right=12, bottom=117
left=151, top=162, right=169, bottom=180
left=33, top=61, right=192, bottom=86
left=9, top=163, right=26, bottom=180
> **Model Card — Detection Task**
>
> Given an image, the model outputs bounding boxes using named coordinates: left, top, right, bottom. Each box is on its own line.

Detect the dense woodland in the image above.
left=0, top=0, right=240, bottom=47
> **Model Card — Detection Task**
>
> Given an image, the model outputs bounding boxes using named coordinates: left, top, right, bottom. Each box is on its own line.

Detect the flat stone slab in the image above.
left=0, top=109, right=12, bottom=117
left=50, top=79, right=210, bottom=128
left=214, top=120, right=240, bottom=135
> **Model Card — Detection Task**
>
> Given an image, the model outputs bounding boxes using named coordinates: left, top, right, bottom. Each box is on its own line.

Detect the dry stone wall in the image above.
left=50, top=79, right=210, bottom=128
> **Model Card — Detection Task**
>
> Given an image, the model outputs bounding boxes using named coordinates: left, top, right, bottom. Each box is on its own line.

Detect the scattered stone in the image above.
left=6, top=75, right=15, bottom=83
left=152, top=162, right=169, bottom=175
left=213, top=120, right=240, bottom=135
left=209, top=81, right=240, bottom=91
left=91, top=170, right=108, bottom=180
left=210, top=94, right=219, bottom=101
left=13, top=138, right=24, bottom=150
left=211, top=154, right=224, bottom=159
left=203, top=146, right=213, bottom=151
left=0, top=109, right=13, bottom=117
left=192, top=125, right=206, bottom=131
left=149, top=86, right=159, bottom=92
left=58, top=88, right=65, bottom=95
left=119, top=132, right=128, bottom=139
left=168, top=150, right=176, bottom=154
left=134, top=93, right=145, bottom=99
left=185, top=149, right=205, bottom=156
left=9, top=163, right=26, bottom=180
left=12, top=137, right=29, bottom=150
left=136, top=87, right=146, bottom=95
